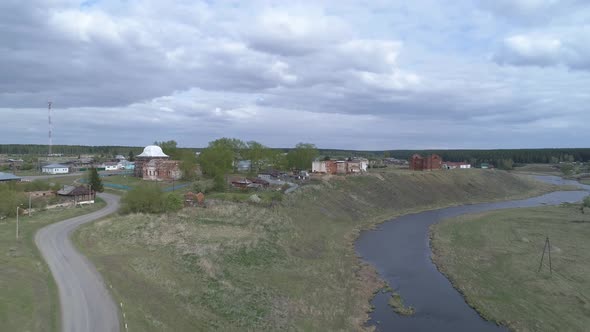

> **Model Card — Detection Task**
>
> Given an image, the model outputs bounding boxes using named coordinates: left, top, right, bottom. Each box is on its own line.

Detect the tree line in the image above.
left=387, top=149, right=590, bottom=165
left=198, top=138, right=318, bottom=190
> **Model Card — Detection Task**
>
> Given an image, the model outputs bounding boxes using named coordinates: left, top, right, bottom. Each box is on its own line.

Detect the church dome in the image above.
left=137, top=145, right=169, bottom=158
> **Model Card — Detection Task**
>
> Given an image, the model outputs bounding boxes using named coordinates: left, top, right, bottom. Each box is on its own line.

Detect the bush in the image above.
left=584, top=196, right=590, bottom=208
left=0, top=190, right=27, bottom=217
left=164, top=193, right=183, bottom=213
left=121, top=184, right=165, bottom=214
left=121, top=184, right=185, bottom=214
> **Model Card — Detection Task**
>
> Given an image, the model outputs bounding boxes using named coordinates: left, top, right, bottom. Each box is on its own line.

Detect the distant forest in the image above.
left=1, top=144, right=589, bottom=165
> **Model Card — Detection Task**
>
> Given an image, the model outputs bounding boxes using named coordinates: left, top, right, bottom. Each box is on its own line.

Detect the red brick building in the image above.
left=409, top=154, right=442, bottom=171
left=134, top=145, right=182, bottom=181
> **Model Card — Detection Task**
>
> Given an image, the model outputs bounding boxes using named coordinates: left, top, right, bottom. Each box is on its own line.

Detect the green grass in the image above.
left=431, top=204, right=590, bottom=331
left=512, top=163, right=561, bottom=175
left=581, top=178, right=590, bottom=185
left=0, top=199, right=106, bottom=332
left=75, top=169, right=554, bottom=331
left=207, top=190, right=283, bottom=204
left=388, top=292, right=415, bottom=316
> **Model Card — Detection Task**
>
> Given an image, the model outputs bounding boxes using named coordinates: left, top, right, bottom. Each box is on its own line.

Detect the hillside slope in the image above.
left=75, top=169, right=550, bottom=331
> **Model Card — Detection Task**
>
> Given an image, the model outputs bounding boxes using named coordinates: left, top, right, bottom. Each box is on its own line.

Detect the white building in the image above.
left=42, top=164, right=69, bottom=174
left=312, top=161, right=327, bottom=173
left=442, top=162, right=472, bottom=170
left=103, top=162, right=120, bottom=171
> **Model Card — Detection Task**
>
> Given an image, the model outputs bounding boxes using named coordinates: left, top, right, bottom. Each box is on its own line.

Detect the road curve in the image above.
left=35, top=193, right=121, bottom=332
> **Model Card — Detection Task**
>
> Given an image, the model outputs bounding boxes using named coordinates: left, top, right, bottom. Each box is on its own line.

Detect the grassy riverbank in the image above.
left=75, top=169, right=552, bottom=331
left=431, top=204, right=590, bottom=331
left=0, top=199, right=106, bottom=332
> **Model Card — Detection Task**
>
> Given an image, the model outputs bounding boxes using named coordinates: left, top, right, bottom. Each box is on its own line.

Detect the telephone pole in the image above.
left=538, top=236, right=552, bottom=274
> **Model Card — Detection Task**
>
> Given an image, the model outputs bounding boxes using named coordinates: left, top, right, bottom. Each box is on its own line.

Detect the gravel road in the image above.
left=35, top=193, right=121, bottom=332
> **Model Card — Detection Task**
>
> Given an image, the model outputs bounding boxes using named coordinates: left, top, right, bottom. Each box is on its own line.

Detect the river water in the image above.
left=355, top=176, right=590, bottom=331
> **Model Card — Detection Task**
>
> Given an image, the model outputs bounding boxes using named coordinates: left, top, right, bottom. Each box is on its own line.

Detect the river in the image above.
left=355, top=176, right=590, bottom=331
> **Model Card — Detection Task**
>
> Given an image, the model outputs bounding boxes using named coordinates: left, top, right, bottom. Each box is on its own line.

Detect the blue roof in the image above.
left=43, top=164, right=69, bottom=168
left=0, top=172, right=21, bottom=181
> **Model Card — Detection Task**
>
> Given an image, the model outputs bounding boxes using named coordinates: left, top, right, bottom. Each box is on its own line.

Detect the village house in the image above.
left=0, top=172, right=21, bottom=182
left=134, top=145, right=182, bottom=181
left=442, top=162, right=471, bottom=170
left=312, top=158, right=368, bottom=174
left=103, top=162, right=120, bottom=171
left=42, top=164, right=69, bottom=174
left=57, top=185, right=95, bottom=202
left=409, top=154, right=443, bottom=171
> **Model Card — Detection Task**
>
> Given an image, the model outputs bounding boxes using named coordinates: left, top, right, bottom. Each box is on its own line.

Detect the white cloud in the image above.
left=1, top=0, right=590, bottom=149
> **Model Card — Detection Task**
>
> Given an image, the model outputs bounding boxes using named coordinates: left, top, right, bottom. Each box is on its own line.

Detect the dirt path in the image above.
left=35, top=193, right=121, bottom=332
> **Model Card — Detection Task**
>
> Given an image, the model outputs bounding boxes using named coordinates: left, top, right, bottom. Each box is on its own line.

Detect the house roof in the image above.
left=0, top=172, right=21, bottom=181
left=137, top=145, right=168, bottom=158
left=43, top=164, right=69, bottom=169
left=57, top=185, right=93, bottom=196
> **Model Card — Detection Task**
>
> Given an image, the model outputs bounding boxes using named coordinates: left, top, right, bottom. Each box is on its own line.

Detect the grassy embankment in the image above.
left=75, top=169, right=553, bottom=331
left=511, top=163, right=562, bottom=175
left=0, top=199, right=106, bottom=332
left=431, top=204, right=590, bottom=332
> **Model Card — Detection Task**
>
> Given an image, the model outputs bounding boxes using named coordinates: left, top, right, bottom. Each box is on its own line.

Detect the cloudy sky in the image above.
left=1, top=0, right=589, bottom=149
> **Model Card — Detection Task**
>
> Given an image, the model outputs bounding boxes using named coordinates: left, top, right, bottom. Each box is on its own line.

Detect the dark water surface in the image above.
left=355, top=176, right=590, bottom=332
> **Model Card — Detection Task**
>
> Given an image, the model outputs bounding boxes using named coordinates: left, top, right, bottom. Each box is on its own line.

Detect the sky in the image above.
left=1, top=0, right=589, bottom=150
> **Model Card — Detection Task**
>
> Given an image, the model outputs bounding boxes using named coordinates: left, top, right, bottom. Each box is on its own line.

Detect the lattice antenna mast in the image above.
left=48, top=101, right=53, bottom=156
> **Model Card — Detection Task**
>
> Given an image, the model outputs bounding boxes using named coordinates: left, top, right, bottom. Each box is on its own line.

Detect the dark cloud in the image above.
left=1, top=0, right=589, bottom=149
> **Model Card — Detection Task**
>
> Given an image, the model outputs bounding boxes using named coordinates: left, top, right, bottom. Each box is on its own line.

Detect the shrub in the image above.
left=121, top=184, right=186, bottom=214
left=121, top=184, right=165, bottom=214
left=164, top=192, right=183, bottom=213
left=584, top=196, right=590, bottom=208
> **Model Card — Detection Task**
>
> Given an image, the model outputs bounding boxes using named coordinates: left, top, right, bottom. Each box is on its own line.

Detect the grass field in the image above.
left=0, top=199, right=106, bottom=332
left=431, top=204, right=590, bottom=331
left=75, top=169, right=553, bottom=331
left=512, top=163, right=561, bottom=175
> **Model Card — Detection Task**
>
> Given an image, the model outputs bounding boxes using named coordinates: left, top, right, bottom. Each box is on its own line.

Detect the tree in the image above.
left=560, top=164, right=574, bottom=176
left=199, top=138, right=249, bottom=176
left=88, top=167, right=104, bottom=193
left=128, top=150, right=135, bottom=161
left=242, top=141, right=271, bottom=173
left=164, top=192, right=184, bottom=212
left=287, top=143, right=318, bottom=170
left=155, top=140, right=179, bottom=158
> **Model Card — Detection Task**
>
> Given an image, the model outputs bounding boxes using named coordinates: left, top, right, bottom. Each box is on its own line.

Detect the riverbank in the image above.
left=431, top=204, right=590, bottom=331
left=0, top=199, right=105, bottom=332
left=75, top=169, right=553, bottom=331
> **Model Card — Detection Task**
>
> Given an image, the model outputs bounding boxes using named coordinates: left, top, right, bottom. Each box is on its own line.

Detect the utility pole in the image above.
left=16, top=206, right=20, bottom=240
left=538, top=236, right=552, bottom=274
left=28, top=193, right=32, bottom=217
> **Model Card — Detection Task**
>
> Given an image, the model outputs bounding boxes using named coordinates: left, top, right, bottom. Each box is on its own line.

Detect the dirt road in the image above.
left=35, top=193, right=121, bottom=332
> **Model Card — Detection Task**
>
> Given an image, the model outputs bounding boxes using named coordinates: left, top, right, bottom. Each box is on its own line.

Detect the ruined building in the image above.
left=409, top=154, right=442, bottom=171
left=134, top=145, right=182, bottom=181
